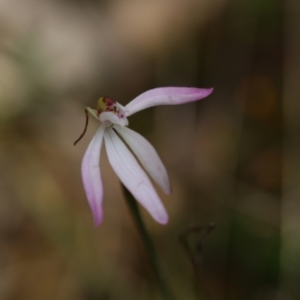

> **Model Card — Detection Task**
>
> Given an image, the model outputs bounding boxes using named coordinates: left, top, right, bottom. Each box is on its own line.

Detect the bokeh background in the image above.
left=0, top=0, right=299, bottom=299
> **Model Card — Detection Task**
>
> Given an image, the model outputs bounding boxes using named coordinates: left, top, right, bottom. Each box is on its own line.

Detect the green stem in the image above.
left=122, top=185, right=176, bottom=300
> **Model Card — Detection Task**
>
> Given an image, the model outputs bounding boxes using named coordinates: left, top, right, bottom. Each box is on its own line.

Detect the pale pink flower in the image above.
left=80, top=87, right=213, bottom=226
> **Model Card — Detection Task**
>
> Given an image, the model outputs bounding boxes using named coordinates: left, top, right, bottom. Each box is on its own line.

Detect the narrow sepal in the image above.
left=125, top=87, right=214, bottom=116
left=81, top=126, right=105, bottom=226
left=114, top=126, right=171, bottom=194
left=104, top=128, right=168, bottom=224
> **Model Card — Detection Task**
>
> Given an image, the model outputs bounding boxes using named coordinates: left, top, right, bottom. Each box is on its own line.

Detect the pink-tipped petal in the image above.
left=104, top=128, right=168, bottom=224
left=114, top=126, right=171, bottom=194
left=125, top=87, right=214, bottom=116
left=81, top=126, right=105, bottom=226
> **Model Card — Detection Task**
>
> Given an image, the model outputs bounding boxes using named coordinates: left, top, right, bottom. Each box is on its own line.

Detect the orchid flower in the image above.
left=77, top=87, right=213, bottom=226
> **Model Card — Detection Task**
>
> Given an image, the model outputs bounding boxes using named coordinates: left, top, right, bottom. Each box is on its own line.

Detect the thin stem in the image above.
left=74, top=108, right=89, bottom=145
left=122, top=184, right=176, bottom=300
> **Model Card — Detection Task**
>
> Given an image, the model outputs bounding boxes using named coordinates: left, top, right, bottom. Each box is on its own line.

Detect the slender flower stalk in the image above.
left=122, top=184, right=176, bottom=300
left=77, top=87, right=213, bottom=226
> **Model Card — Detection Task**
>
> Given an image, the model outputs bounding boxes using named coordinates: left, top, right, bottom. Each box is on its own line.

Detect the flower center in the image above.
left=97, top=97, right=128, bottom=127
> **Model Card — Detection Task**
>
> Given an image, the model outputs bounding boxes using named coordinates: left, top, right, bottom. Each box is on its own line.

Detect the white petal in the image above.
left=114, top=126, right=171, bottom=194
left=99, top=112, right=120, bottom=126
left=125, top=87, right=214, bottom=116
left=104, top=128, right=168, bottom=224
left=99, top=112, right=129, bottom=127
left=81, top=126, right=105, bottom=226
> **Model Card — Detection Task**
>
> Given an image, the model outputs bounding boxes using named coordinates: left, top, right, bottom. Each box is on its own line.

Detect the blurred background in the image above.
left=0, top=0, right=299, bottom=299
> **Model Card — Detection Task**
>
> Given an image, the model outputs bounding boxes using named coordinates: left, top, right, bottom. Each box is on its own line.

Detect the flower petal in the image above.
left=125, top=87, right=214, bottom=116
left=104, top=128, right=168, bottom=224
left=114, top=125, right=171, bottom=194
left=81, top=126, right=105, bottom=226
left=99, top=112, right=128, bottom=127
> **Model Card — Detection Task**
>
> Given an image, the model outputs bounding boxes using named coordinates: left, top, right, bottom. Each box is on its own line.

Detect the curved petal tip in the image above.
left=205, top=87, right=214, bottom=95
left=93, top=212, right=103, bottom=227
left=157, top=213, right=169, bottom=225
